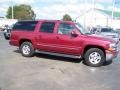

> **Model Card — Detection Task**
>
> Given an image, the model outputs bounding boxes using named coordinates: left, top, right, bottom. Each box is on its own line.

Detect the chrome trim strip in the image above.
left=37, top=43, right=80, bottom=51
left=37, top=50, right=81, bottom=59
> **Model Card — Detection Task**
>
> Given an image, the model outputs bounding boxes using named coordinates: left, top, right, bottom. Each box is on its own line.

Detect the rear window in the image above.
left=13, top=21, right=38, bottom=31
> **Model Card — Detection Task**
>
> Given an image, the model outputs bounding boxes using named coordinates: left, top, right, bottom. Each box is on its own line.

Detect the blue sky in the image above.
left=0, top=0, right=120, bottom=19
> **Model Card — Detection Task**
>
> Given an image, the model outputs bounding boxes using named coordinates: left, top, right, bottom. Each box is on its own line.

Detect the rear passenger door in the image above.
left=38, top=21, right=59, bottom=52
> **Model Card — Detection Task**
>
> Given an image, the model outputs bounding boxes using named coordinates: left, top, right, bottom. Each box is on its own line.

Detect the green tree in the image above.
left=6, top=4, right=36, bottom=20
left=62, top=14, right=72, bottom=21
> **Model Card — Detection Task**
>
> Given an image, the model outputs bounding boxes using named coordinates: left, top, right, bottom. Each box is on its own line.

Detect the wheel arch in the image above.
left=83, top=45, right=106, bottom=57
left=19, top=39, right=33, bottom=46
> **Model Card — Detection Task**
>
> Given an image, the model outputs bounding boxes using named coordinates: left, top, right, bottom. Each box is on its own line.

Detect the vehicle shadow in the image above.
left=13, top=49, right=113, bottom=66
left=13, top=49, right=82, bottom=63
left=103, top=60, right=113, bottom=66
left=14, top=49, right=21, bottom=53
left=82, top=59, right=112, bottom=66
left=35, top=53, right=82, bottom=63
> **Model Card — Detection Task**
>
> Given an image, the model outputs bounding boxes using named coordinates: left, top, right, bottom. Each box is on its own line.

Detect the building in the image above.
left=0, top=17, right=18, bottom=28
left=77, top=9, right=120, bottom=29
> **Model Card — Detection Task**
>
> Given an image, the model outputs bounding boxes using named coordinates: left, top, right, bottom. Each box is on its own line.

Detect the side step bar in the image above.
left=36, top=51, right=81, bottom=59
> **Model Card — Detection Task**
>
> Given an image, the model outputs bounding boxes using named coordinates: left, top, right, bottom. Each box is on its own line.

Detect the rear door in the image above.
left=37, top=21, right=59, bottom=52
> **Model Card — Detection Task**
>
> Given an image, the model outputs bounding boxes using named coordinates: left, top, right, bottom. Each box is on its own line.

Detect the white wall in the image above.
left=77, top=10, right=120, bottom=29
left=111, top=20, right=120, bottom=29
left=0, top=19, right=18, bottom=27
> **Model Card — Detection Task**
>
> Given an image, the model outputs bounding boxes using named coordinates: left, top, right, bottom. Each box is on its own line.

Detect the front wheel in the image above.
left=84, top=48, right=105, bottom=67
left=20, top=42, right=35, bottom=57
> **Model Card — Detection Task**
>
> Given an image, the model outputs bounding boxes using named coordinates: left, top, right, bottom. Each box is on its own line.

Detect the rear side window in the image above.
left=13, top=21, right=38, bottom=31
left=40, top=22, right=55, bottom=33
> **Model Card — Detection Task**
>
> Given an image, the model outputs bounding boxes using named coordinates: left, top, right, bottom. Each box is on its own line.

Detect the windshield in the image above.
left=101, top=28, right=116, bottom=33
left=75, top=23, right=90, bottom=34
left=116, top=30, right=120, bottom=34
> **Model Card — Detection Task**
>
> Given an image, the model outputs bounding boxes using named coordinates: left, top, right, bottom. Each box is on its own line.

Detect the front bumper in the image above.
left=106, top=50, right=118, bottom=61
left=113, top=38, right=120, bottom=44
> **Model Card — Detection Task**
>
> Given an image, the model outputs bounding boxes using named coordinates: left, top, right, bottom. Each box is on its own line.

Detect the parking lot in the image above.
left=0, top=31, right=120, bottom=90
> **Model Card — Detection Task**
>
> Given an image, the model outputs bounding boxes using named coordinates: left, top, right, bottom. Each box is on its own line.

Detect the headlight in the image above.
left=108, top=43, right=117, bottom=51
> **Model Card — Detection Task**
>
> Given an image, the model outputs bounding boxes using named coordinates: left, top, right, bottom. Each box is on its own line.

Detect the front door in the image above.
left=55, top=23, right=82, bottom=55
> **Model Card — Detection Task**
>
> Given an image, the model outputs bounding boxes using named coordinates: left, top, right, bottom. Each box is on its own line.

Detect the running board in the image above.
left=36, top=51, right=81, bottom=59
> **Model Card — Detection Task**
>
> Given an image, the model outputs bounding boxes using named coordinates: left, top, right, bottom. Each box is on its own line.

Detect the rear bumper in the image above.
left=9, top=40, right=19, bottom=47
left=106, top=50, right=118, bottom=61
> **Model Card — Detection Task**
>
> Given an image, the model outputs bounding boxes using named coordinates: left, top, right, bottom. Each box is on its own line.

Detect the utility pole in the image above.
left=93, top=0, right=95, bottom=10
left=83, top=0, right=86, bottom=29
left=12, top=5, right=14, bottom=19
left=92, top=0, right=95, bottom=27
left=112, top=0, right=115, bottom=22
left=112, top=0, right=115, bottom=19
left=111, top=0, right=115, bottom=25
left=11, top=0, right=14, bottom=19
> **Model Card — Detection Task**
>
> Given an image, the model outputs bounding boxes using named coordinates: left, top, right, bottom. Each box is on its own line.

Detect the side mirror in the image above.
left=70, top=30, right=78, bottom=37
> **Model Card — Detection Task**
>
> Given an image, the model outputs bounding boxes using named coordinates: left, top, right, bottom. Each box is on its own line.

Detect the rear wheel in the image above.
left=84, top=48, right=105, bottom=67
left=20, top=42, right=35, bottom=57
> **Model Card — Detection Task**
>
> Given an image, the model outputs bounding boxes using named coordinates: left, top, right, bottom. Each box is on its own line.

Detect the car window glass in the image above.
left=101, top=28, right=113, bottom=32
left=58, top=23, right=74, bottom=34
left=40, top=22, right=55, bottom=33
left=13, top=21, right=38, bottom=31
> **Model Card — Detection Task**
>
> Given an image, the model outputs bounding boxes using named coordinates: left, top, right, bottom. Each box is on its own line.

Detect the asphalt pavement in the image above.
left=0, top=31, right=120, bottom=90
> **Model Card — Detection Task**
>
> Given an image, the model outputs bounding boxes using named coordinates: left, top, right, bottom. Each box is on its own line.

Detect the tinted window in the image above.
left=58, top=23, right=74, bottom=34
left=101, top=28, right=114, bottom=32
left=40, top=22, right=55, bottom=33
left=13, top=21, right=38, bottom=31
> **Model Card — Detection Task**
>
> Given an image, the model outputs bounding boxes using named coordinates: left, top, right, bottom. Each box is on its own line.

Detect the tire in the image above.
left=20, top=42, right=35, bottom=57
left=84, top=48, right=105, bottom=67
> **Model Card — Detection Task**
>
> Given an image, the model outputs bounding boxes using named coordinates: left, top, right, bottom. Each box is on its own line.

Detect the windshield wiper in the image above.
left=84, top=33, right=91, bottom=35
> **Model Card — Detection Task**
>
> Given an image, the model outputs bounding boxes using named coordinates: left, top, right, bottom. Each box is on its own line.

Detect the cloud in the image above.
left=0, top=0, right=10, bottom=3
left=0, top=0, right=35, bottom=17
left=13, top=0, right=35, bottom=4
left=40, top=0, right=79, bottom=4
left=0, top=0, right=120, bottom=19
left=108, top=6, right=120, bottom=11
left=0, top=4, right=9, bottom=16
left=95, top=0, right=113, bottom=3
left=32, top=0, right=116, bottom=19
left=33, top=3, right=106, bottom=20
left=0, top=0, right=35, bottom=4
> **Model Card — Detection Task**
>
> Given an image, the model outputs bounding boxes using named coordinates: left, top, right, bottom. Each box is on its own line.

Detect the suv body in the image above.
left=9, top=20, right=118, bottom=67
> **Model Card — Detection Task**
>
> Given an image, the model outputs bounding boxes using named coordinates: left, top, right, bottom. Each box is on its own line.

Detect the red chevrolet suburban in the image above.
left=9, top=20, right=118, bottom=67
